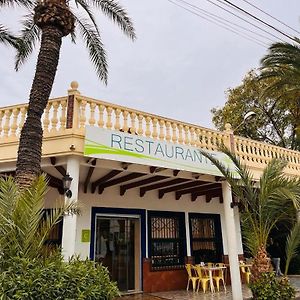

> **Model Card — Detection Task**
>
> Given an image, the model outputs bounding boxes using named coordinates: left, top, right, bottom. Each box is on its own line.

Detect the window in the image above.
left=189, top=213, right=223, bottom=263
left=148, top=211, right=186, bottom=270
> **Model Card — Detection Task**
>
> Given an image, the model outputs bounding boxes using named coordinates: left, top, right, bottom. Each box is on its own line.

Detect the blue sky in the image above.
left=1, top=0, right=299, bottom=128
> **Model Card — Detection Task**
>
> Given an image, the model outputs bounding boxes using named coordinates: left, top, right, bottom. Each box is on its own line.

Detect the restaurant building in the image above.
left=1, top=82, right=299, bottom=299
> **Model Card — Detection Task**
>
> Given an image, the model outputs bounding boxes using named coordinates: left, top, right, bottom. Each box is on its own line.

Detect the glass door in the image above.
left=94, top=216, right=138, bottom=291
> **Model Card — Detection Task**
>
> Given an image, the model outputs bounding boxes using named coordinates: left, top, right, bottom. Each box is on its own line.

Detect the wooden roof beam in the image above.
left=84, top=159, right=97, bottom=193
left=205, top=190, right=223, bottom=203
left=176, top=183, right=221, bottom=200
left=150, top=166, right=166, bottom=173
left=98, top=172, right=146, bottom=194
left=91, top=170, right=123, bottom=193
left=139, top=178, right=188, bottom=197
left=120, top=175, right=168, bottom=196
left=50, top=157, right=66, bottom=176
left=191, top=188, right=222, bottom=202
left=158, top=180, right=207, bottom=199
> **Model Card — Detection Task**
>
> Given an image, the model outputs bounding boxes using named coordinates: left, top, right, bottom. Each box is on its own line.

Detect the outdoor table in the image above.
left=199, top=265, right=227, bottom=293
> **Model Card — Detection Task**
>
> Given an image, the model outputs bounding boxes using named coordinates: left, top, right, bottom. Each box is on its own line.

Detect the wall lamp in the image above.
left=62, top=173, right=73, bottom=198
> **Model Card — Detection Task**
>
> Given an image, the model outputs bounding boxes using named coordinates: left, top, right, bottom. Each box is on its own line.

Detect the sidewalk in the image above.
left=120, top=276, right=300, bottom=300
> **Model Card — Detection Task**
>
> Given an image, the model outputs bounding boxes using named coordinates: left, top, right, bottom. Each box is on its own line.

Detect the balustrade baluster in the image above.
left=206, top=131, right=212, bottom=150
left=51, top=101, right=59, bottom=132
left=114, top=109, right=121, bottom=131
left=19, top=107, right=27, bottom=134
left=165, top=122, right=171, bottom=142
left=152, top=118, right=158, bottom=139
left=11, top=108, right=19, bottom=137
left=171, top=123, right=177, bottom=143
left=4, top=110, right=12, bottom=138
left=138, top=115, right=144, bottom=135
left=106, top=107, right=113, bottom=129
left=159, top=120, right=165, bottom=140
left=89, top=102, right=96, bottom=126
left=43, top=104, right=51, bottom=133
left=122, top=111, right=129, bottom=132
left=79, top=100, right=87, bottom=129
left=189, top=127, right=195, bottom=146
left=60, top=100, right=67, bottom=131
left=145, top=117, right=151, bottom=137
left=98, top=105, right=105, bottom=128
left=129, top=112, right=136, bottom=134
left=184, top=126, right=190, bottom=145
left=195, top=128, right=201, bottom=147
left=178, top=124, right=183, bottom=144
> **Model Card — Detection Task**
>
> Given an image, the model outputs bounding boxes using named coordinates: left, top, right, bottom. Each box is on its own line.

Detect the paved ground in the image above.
left=120, top=276, right=300, bottom=300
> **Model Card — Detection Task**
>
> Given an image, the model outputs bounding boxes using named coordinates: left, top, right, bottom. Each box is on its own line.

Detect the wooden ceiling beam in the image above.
left=120, top=175, right=168, bottom=196
left=91, top=170, right=123, bottom=193
left=98, top=172, right=146, bottom=194
left=191, top=188, right=222, bottom=202
left=176, top=183, right=221, bottom=200
left=150, top=167, right=166, bottom=173
left=158, top=180, right=207, bottom=199
left=44, top=172, right=64, bottom=195
left=205, top=190, right=223, bottom=203
left=139, top=178, right=188, bottom=197
left=173, top=170, right=180, bottom=176
left=84, top=159, right=97, bottom=193
left=50, top=157, right=66, bottom=176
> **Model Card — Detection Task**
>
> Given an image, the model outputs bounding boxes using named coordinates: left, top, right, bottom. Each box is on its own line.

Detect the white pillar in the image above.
left=185, top=212, right=191, bottom=256
left=61, top=155, right=80, bottom=261
left=222, top=181, right=243, bottom=300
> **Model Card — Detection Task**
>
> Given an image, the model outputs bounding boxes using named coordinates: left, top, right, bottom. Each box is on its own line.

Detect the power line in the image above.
left=239, top=0, right=300, bottom=36
left=167, top=0, right=268, bottom=48
left=202, top=0, right=287, bottom=43
left=219, top=0, right=300, bottom=44
left=177, top=0, right=275, bottom=43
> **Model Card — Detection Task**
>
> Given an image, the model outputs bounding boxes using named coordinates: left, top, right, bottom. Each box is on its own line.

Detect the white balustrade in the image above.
left=0, top=91, right=299, bottom=177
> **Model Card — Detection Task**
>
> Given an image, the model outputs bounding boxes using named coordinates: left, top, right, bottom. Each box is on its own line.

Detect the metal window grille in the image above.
left=149, top=215, right=185, bottom=270
left=189, top=214, right=223, bottom=263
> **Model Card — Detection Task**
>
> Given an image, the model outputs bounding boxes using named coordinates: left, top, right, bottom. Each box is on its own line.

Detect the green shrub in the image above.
left=249, top=272, right=296, bottom=300
left=0, top=254, right=119, bottom=300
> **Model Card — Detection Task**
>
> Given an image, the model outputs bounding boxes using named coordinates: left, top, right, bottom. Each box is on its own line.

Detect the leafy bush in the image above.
left=249, top=272, right=295, bottom=300
left=0, top=254, right=119, bottom=300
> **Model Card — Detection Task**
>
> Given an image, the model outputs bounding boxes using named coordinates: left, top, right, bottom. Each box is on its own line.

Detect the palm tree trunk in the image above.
left=16, top=25, right=63, bottom=187
left=251, top=245, right=272, bottom=283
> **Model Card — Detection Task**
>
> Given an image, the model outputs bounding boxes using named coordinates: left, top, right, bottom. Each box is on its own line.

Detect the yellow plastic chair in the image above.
left=185, top=264, right=200, bottom=292
left=213, top=263, right=226, bottom=291
left=194, top=265, right=210, bottom=293
left=240, top=262, right=251, bottom=284
left=207, top=262, right=214, bottom=267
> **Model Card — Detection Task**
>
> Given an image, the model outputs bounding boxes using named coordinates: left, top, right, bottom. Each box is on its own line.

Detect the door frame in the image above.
left=90, top=207, right=146, bottom=291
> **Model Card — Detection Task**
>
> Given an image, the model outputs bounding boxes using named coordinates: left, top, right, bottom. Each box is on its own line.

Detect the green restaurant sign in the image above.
left=84, top=126, right=235, bottom=177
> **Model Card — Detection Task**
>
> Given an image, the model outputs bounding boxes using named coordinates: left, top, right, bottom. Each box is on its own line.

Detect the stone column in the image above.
left=61, top=155, right=80, bottom=261
left=222, top=181, right=243, bottom=300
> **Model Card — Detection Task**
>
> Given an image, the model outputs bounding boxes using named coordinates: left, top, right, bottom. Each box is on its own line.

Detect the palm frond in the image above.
left=75, top=16, right=108, bottom=84
left=0, top=175, right=79, bottom=259
left=74, top=0, right=100, bottom=35
left=89, top=0, right=136, bottom=40
left=284, top=222, right=300, bottom=275
left=0, top=0, right=34, bottom=8
left=15, top=14, right=41, bottom=71
left=0, top=24, right=17, bottom=47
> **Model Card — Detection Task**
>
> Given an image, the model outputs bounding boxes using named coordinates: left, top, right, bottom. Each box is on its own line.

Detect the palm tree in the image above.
left=200, top=146, right=300, bottom=282
left=13, top=0, right=135, bottom=186
left=260, top=42, right=300, bottom=150
left=0, top=175, right=78, bottom=259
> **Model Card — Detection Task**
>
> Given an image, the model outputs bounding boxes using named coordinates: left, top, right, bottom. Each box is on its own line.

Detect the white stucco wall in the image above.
left=43, top=183, right=244, bottom=259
